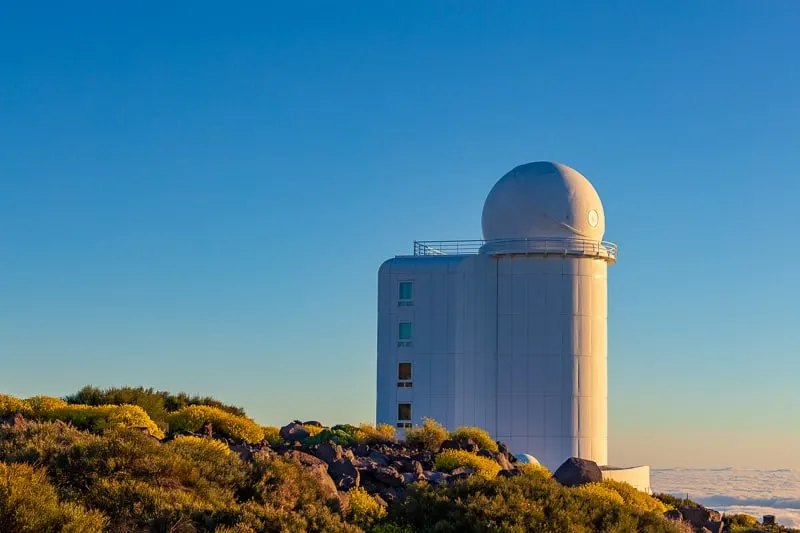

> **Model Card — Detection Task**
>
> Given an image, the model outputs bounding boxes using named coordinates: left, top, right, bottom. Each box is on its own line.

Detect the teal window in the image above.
left=397, top=322, right=412, bottom=347
left=399, top=281, right=413, bottom=306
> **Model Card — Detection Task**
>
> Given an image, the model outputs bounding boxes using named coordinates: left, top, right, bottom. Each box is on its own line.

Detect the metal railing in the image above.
left=412, top=238, right=618, bottom=262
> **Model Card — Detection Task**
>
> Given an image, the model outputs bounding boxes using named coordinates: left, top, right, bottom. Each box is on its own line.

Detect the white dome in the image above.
left=515, top=453, right=540, bottom=465
left=481, top=162, right=605, bottom=241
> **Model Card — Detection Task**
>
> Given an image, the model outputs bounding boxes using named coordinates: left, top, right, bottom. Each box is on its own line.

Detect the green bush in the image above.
left=227, top=453, right=361, bottom=532
left=653, top=492, right=702, bottom=509
left=389, top=471, right=684, bottom=533
left=449, top=426, right=498, bottom=452
left=64, top=385, right=246, bottom=428
left=433, top=449, right=501, bottom=480
left=304, top=428, right=356, bottom=446
left=0, top=461, right=108, bottom=533
left=164, top=435, right=247, bottom=488
left=166, top=405, right=264, bottom=443
left=404, top=418, right=448, bottom=451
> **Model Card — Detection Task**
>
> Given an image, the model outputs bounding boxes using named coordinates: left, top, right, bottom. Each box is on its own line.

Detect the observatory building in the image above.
left=377, top=161, right=626, bottom=474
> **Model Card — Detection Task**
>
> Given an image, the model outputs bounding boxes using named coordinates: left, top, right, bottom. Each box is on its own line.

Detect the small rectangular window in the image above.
left=397, top=322, right=412, bottom=347
left=398, top=402, right=411, bottom=422
left=398, top=281, right=413, bottom=306
left=397, top=362, right=412, bottom=387
left=398, top=362, right=412, bottom=380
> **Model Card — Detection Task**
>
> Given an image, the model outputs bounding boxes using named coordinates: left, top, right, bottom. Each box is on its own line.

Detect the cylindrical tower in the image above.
left=480, top=161, right=615, bottom=470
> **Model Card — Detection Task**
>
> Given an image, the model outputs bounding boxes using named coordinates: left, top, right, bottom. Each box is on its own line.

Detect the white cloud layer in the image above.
left=652, top=468, right=800, bottom=528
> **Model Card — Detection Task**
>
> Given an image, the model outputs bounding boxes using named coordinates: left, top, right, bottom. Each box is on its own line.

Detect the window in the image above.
left=397, top=322, right=412, bottom=347
left=397, top=362, right=412, bottom=387
left=398, top=281, right=413, bottom=306
left=397, top=402, right=411, bottom=428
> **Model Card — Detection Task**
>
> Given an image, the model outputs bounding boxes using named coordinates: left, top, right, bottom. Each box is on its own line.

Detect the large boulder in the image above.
left=680, top=507, right=721, bottom=528
left=423, top=470, right=450, bottom=485
left=371, top=466, right=405, bottom=487
left=280, top=422, right=310, bottom=443
left=328, top=458, right=360, bottom=491
left=553, top=457, right=602, bottom=487
left=314, top=443, right=343, bottom=465
left=368, top=450, right=389, bottom=467
left=440, top=438, right=479, bottom=453
left=284, top=450, right=326, bottom=468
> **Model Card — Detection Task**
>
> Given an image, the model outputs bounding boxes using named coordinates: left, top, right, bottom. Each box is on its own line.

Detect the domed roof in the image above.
left=481, top=162, right=605, bottom=241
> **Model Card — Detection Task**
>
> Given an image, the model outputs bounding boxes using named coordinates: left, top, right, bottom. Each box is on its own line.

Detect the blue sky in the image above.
left=1, top=1, right=798, bottom=468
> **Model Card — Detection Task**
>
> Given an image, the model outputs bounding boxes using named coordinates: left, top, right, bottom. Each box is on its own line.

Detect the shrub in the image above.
left=654, top=492, right=702, bottom=509
left=448, top=426, right=498, bottom=452
left=573, top=482, right=625, bottom=505
left=518, top=462, right=552, bottom=478
left=404, top=418, right=448, bottom=451
left=43, top=404, right=165, bottom=439
left=106, top=404, right=165, bottom=438
left=262, top=426, right=284, bottom=446
left=166, top=405, right=264, bottom=443
left=304, top=428, right=356, bottom=447
left=390, top=471, right=683, bottom=533
left=348, top=486, right=387, bottom=528
left=64, top=385, right=247, bottom=427
left=358, top=423, right=396, bottom=444
left=725, top=513, right=759, bottom=529
left=237, top=453, right=361, bottom=532
left=0, top=420, right=101, bottom=466
left=0, top=461, right=108, bottom=533
left=433, top=449, right=501, bottom=480
left=24, top=396, right=67, bottom=416
left=164, top=436, right=247, bottom=488
left=603, top=480, right=667, bottom=514
left=0, top=394, right=33, bottom=416
left=304, top=425, right=326, bottom=438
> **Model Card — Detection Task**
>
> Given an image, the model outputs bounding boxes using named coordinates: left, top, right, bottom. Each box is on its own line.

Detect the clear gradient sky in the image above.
left=1, top=1, right=799, bottom=468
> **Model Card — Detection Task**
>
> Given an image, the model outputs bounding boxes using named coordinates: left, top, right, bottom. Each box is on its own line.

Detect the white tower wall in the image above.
left=494, top=255, right=607, bottom=469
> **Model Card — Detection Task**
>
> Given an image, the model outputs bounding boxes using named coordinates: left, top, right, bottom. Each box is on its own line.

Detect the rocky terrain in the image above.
left=1, top=387, right=795, bottom=532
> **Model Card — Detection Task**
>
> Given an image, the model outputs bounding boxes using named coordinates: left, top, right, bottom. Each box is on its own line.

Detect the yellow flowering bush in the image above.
left=0, top=394, right=33, bottom=416
left=304, top=425, right=325, bottom=438
left=404, top=417, right=448, bottom=451
left=449, top=426, right=499, bottom=452
left=166, top=435, right=231, bottom=456
left=519, top=462, right=552, bottom=478
left=573, top=482, right=625, bottom=505
left=0, top=461, right=109, bottom=532
left=357, top=423, right=396, bottom=444
left=433, top=449, right=502, bottom=480
left=347, top=486, right=387, bottom=528
left=24, top=396, right=68, bottom=416
left=262, top=426, right=284, bottom=446
left=106, top=405, right=164, bottom=438
left=42, top=404, right=164, bottom=439
left=603, top=480, right=667, bottom=513
left=166, top=405, right=264, bottom=443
